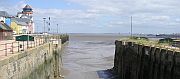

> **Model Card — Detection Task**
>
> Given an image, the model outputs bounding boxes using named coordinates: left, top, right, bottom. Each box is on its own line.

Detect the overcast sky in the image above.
left=0, top=0, right=180, bottom=34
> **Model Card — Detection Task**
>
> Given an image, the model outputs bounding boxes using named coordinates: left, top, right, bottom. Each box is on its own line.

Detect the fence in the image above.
left=0, top=34, right=69, bottom=56
left=0, top=38, right=44, bottom=56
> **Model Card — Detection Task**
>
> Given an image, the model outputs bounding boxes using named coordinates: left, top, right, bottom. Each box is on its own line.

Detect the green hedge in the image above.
left=158, top=38, right=173, bottom=44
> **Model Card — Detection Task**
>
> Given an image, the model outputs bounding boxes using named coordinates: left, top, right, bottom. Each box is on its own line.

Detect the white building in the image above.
left=17, top=4, right=34, bottom=34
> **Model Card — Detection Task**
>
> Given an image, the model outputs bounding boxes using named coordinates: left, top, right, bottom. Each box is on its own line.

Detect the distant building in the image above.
left=0, top=11, right=12, bottom=26
left=172, top=39, right=180, bottom=47
left=10, top=20, right=21, bottom=34
left=0, top=22, right=13, bottom=40
left=17, top=4, right=34, bottom=34
left=11, top=18, right=31, bottom=34
left=0, top=4, right=35, bottom=35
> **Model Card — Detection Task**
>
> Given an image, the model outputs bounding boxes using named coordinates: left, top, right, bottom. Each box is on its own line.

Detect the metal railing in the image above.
left=0, top=34, right=69, bottom=57
left=0, top=38, right=45, bottom=56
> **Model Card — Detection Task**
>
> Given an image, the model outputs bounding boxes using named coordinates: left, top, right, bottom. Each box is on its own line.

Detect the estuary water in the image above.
left=25, top=34, right=122, bottom=79
left=62, top=34, right=122, bottom=79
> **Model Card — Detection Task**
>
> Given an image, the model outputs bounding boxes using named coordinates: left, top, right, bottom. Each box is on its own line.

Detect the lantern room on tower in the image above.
left=22, top=5, right=33, bottom=14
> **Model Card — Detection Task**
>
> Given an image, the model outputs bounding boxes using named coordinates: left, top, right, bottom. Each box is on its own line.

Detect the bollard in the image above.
left=40, top=38, right=41, bottom=44
left=18, top=42, right=19, bottom=52
left=20, top=44, right=22, bottom=48
left=34, top=41, right=35, bottom=47
left=36, top=39, right=37, bottom=46
left=23, top=41, right=25, bottom=51
left=12, top=42, right=14, bottom=54
left=27, top=40, right=28, bottom=49
left=40, top=39, right=41, bottom=45
left=5, top=44, right=7, bottom=56
left=31, top=41, right=32, bottom=48
left=39, top=39, right=40, bottom=45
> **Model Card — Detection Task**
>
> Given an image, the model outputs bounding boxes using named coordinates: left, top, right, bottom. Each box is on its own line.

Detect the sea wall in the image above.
left=113, top=40, right=180, bottom=79
left=0, top=36, right=68, bottom=79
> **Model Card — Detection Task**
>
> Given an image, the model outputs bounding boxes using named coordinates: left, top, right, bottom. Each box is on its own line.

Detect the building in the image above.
left=0, top=11, right=13, bottom=40
left=172, top=39, right=180, bottom=47
left=10, top=20, right=21, bottom=34
left=17, top=5, right=34, bottom=34
left=11, top=18, right=31, bottom=34
left=0, top=22, right=13, bottom=40
left=0, top=4, right=35, bottom=36
left=0, top=11, right=12, bottom=26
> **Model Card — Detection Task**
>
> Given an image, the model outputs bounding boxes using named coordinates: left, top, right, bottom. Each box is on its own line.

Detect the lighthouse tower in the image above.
left=17, top=5, right=33, bottom=19
left=17, top=4, right=35, bottom=33
left=22, top=5, right=33, bottom=21
left=22, top=5, right=33, bottom=14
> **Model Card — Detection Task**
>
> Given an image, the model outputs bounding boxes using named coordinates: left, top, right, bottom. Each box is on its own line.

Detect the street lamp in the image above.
left=27, top=24, right=29, bottom=49
left=57, top=24, right=59, bottom=34
left=43, top=18, right=46, bottom=34
left=130, top=16, right=133, bottom=38
left=43, top=18, right=46, bottom=43
left=48, top=17, right=51, bottom=42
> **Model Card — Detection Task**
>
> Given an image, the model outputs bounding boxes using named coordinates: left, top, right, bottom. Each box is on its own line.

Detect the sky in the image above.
left=0, top=0, right=180, bottom=34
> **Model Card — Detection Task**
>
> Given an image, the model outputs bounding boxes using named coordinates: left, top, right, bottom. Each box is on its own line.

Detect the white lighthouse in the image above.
left=17, top=4, right=34, bottom=34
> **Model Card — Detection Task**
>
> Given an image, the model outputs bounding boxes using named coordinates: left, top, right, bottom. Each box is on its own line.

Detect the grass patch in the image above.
left=121, top=36, right=171, bottom=47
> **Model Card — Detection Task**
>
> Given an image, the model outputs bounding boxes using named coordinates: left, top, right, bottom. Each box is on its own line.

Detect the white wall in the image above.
left=0, top=17, right=5, bottom=22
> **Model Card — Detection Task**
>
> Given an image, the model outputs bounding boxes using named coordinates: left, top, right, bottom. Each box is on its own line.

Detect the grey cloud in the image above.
left=1, top=0, right=180, bottom=33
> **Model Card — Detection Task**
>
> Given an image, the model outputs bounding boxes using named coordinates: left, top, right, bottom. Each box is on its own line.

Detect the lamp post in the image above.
left=43, top=18, right=46, bottom=34
left=27, top=24, right=29, bottom=49
left=48, top=17, right=51, bottom=42
left=57, top=24, right=58, bottom=34
left=130, top=16, right=133, bottom=38
left=43, top=18, right=46, bottom=43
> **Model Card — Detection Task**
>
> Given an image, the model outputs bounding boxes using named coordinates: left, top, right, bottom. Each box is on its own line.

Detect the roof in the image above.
left=11, top=18, right=31, bottom=23
left=17, top=12, right=23, bottom=14
left=11, top=18, right=31, bottom=26
left=12, top=18, right=31, bottom=23
left=0, top=11, right=10, bottom=17
left=24, top=5, right=32, bottom=9
left=21, top=15, right=32, bottom=19
left=0, top=22, right=12, bottom=31
left=17, top=22, right=28, bottom=26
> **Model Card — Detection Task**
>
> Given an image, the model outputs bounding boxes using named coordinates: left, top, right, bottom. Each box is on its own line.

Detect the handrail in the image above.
left=0, top=37, right=51, bottom=56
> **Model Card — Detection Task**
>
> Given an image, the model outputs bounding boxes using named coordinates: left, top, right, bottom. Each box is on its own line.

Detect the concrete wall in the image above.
left=113, top=40, right=180, bottom=79
left=24, top=40, right=65, bottom=79
left=0, top=36, right=68, bottom=79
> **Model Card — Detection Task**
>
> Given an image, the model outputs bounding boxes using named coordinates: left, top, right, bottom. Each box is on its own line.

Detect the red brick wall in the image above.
left=0, top=31, right=12, bottom=40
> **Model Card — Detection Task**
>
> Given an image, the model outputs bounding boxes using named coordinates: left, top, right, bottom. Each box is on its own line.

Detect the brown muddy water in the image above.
left=62, top=34, right=122, bottom=79
left=26, top=34, right=122, bottom=79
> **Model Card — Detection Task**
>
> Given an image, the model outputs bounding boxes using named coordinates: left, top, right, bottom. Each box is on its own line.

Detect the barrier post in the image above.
left=31, top=41, right=32, bottom=48
left=34, top=41, right=35, bottom=47
left=39, top=38, right=40, bottom=45
left=5, top=44, right=7, bottom=56
left=18, top=42, right=19, bottom=52
left=12, top=42, right=14, bottom=54
left=23, top=41, right=25, bottom=51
